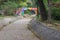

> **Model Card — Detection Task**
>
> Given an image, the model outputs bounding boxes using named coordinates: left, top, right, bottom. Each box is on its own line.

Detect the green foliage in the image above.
left=19, top=1, right=27, bottom=7
left=51, top=0, right=60, bottom=20
left=1, top=1, right=18, bottom=9
left=43, top=0, right=60, bottom=20
left=27, top=2, right=32, bottom=7
left=43, top=0, right=48, bottom=9
left=52, top=0, right=60, bottom=3
left=51, top=7, right=60, bottom=20
left=0, top=0, right=28, bottom=16
left=0, top=1, right=18, bottom=16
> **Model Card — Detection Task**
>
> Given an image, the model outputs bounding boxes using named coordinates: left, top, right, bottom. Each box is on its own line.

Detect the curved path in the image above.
left=0, top=18, right=40, bottom=40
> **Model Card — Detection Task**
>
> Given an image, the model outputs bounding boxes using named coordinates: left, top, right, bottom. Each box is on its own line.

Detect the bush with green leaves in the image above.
left=43, top=0, right=60, bottom=20
left=51, top=7, right=60, bottom=20
left=0, top=1, right=18, bottom=16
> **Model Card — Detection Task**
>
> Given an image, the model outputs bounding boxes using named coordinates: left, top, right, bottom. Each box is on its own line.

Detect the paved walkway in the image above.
left=0, top=18, right=40, bottom=40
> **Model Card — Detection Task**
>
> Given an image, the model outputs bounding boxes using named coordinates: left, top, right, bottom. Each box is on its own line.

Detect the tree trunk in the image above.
left=47, top=0, right=52, bottom=23
left=37, top=0, right=47, bottom=21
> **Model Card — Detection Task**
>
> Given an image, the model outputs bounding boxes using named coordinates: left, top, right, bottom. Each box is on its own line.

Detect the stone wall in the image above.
left=28, top=19, right=60, bottom=40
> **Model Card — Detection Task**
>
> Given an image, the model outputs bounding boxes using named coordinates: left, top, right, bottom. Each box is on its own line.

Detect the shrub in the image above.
left=0, top=1, right=18, bottom=16
left=51, top=7, right=60, bottom=20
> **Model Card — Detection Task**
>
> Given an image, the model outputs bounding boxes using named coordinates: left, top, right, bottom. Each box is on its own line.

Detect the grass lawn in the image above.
left=0, top=16, right=4, bottom=20
left=0, top=16, right=15, bottom=20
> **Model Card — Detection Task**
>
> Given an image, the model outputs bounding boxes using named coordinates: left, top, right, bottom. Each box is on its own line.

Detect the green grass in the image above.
left=5, top=16, right=15, bottom=18
left=0, top=16, right=4, bottom=20
left=0, top=16, right=15, bottom=20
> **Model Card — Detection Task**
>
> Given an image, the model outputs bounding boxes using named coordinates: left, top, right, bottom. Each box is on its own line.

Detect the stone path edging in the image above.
left=28, top=19, right=60, bottom=40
